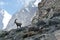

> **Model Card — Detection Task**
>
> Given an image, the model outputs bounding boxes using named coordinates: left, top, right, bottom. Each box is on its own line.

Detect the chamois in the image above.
left=14, top=19, right=22, bottom=28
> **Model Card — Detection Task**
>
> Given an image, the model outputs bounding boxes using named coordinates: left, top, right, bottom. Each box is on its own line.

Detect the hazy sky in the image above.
left=0, top=0, right=24, bottom=15
left=0, top=0, right=41, bottom=15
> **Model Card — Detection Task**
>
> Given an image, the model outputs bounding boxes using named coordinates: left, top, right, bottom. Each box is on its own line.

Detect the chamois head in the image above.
left=14, top=19, right=17, bottom=23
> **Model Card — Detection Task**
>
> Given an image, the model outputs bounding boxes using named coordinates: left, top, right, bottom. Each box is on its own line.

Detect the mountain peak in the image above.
left=0, top=9, right=12, bottom=30
left=3, top=9, right=12, bottom=30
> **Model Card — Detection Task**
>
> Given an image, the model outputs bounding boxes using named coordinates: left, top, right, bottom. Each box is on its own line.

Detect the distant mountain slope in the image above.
left=0, top=9, right=4, bottom=30
left=0, top=9, right=12, bottom=30
left=5, top=0, right=40, bottom=31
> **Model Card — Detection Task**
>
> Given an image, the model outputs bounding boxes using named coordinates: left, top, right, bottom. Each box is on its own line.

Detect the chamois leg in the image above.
left=17, top=26, right=18, bottom=29
left=20, top=25, right=21, bottom=28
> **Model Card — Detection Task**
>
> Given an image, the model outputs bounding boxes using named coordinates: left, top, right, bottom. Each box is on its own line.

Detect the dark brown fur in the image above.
left=14, top=19, right=22, bottom=28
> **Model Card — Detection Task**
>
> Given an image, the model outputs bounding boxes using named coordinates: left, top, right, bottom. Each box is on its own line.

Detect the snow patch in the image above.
left=34, top=0, right=41, bottom=7
left=32, top=5, right=35, bottom=7
left=25, top=8, right=30, bottom=12
left=2, top=10, right=12, bottom=30
left=24, top=0, right=32, bottom=7
left=22, top=10, right=25, bottom=13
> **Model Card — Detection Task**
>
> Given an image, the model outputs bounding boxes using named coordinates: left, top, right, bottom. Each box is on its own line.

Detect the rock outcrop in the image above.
left=32, top=0, right=60, bottom=40
left=0, top=27, right=57, bottom=40
left=32, top=0, right=60, bottom=32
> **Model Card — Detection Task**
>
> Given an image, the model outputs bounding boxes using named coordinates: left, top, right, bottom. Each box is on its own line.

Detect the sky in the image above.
left=0, top=0, right=24, bottom=15
left=0, top=0, right=41, bottom=15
